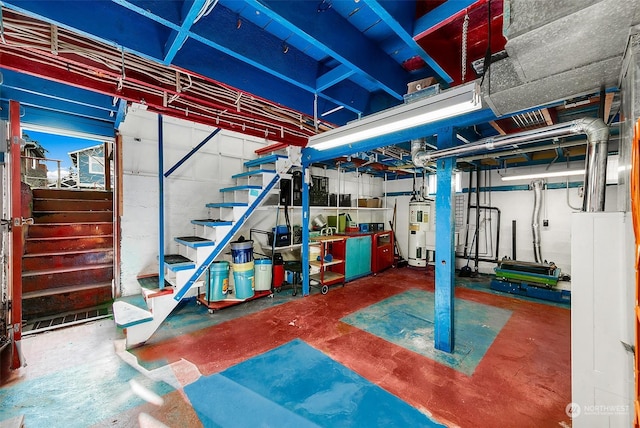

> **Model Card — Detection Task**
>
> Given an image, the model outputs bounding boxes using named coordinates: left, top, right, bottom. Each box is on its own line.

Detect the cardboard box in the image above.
left=357, top=198, right=368, bottom=207
left=366, top=198, right=380, bottom=208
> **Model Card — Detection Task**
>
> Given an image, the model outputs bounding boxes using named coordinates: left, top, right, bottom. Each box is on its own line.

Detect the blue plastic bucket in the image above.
left=230, top=240, right=254, bottom=264
left=254, top=259, right=272, bottom=291
left=233, top=262, right=255, bottom=299
left=207, top=261, right=229, bottom=301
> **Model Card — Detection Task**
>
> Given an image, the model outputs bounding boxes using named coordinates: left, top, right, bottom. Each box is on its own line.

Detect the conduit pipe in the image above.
left=531, top=179, right=544, bottom=263
left=412, top=118, right=609, bottom=211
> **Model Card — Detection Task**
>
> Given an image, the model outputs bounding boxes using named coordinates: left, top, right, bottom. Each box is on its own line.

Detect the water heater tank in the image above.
left=408, top=200, right=434, bottom=267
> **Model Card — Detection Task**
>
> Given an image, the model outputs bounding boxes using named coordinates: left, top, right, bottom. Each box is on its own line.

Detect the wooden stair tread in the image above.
left=22, top=263, right=113, bottom=277
left=23, top=248, right=113, bottom=258
left=26, top=235, right=113, bottom=241
left=22, top=282, right=112, bottom=299
left=141, top=286, right=173, bottom=299
left=32, top=210, right=113, bottom=214
left=113, top=300, right=152, bottom=328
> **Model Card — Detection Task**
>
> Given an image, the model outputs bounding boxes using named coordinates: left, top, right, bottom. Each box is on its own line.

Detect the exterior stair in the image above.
left=113, top=147, right=300, bottom=348
left=22, top=188, right=114, bottom=319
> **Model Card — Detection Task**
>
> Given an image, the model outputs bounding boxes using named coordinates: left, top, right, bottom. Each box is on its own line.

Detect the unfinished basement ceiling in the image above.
left=0, top=0, right=637, bottom=176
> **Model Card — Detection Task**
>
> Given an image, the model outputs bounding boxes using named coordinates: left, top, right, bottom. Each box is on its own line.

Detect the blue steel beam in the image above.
left=17, top=106, right=115, bottom=138
left=188, top=4, right=370, bottom=115
left=244, top=0, right=407, bottom=100
left=4, top=1, right=171, bottom=60
left=361, top=0, right=453, bottom=83
left=413, top=0, right=478, bottom=38
left=0, top=88, right=114, bottom=124
left=171, top=38, right=356, bottom=125
left=1, top=69, right=117, bottom=118
left=317, top=65, right=356, bottom=92
left=434, top=127, right=456, bottom=353
left=163, top=0, right=209, bottom=64
left=110, top=1, right=370, bottom=118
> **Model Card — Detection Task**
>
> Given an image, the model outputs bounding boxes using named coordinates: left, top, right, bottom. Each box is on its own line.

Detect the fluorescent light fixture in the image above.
left=321, top=105, right=345, bottom=117
left=500, top=169, right=585, bottom=181
left=308, top=82, right=481, bottom=151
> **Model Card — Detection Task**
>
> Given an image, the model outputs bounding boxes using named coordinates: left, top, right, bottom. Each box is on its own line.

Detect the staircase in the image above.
left=113, top=149, right=299, bottom=348
left=22, top=188, right=114, bottom=319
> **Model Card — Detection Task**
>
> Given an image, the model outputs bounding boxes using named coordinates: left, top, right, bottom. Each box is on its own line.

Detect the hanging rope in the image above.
left=461, top=11, right=469, bottom=82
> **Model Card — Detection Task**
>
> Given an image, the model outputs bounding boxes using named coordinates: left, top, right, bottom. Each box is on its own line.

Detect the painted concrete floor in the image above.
left=0, top=268, right=571, bottom=427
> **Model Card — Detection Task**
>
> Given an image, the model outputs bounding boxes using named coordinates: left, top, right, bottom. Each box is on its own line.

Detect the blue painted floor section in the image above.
left=184, top=338, right=445, bottom=427
left=0, top=356, right=174, bottom=428
left=342, top=289, right=512, bottom=376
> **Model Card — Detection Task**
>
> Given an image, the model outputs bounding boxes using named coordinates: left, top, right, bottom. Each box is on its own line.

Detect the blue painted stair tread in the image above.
left=112, top=301, right=152, bottom=328
left=243, top=154, right=286, bottom=168
left=191, top=219, right=233, bottom=227
left=219, top=185, right=262, bottom=192
left=204, top=202, right=247, bottom=208
left=341, top=289, right=512, bottom=376
left=184, top=339, right=445, bottom=427
left=164, top=254, right=195, bottom=271
left=231, top=168, right=276, bottom=179
left=174, top=236, right=214, bottom=248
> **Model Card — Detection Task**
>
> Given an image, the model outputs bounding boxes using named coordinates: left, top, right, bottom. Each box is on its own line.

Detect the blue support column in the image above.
left=158, top=114, right=165, bottom=289
left=434, top=127, right=456, bottom=353
left=301, top=165, right=310, bottom=296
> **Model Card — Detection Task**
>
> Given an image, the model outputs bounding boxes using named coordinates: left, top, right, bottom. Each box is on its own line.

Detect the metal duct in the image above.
left=531, top=179, right=544, bottom=263
left=410, top=138, right=427, bottom=167
left=412, top=117, right=609, bottom=211
left=483, top=0, right=640, bottom=116
left=582, top=118, right=609, bottom=211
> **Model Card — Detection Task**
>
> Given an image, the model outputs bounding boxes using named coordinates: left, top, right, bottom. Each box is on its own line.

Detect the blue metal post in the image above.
left=301, top=165, right=310, bottom=296
left=434, top=127, right=456, bottom=353
left=158, top=114, right=165, bottom=289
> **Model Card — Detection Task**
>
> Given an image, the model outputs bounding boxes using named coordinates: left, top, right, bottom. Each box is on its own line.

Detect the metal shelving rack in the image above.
left=309, top=236, right=345, bottom=294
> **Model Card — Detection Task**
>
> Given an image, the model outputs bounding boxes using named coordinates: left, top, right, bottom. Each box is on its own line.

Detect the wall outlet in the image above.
left=543, top=219, right=549, bottom=227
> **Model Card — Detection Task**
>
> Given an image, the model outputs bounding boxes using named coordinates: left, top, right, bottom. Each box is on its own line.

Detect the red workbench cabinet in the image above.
left=371, top=230, right=394, bottom=274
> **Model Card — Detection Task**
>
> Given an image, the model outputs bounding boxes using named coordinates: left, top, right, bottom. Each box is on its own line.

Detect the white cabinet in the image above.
left=571, top=212, right=635, bottom=427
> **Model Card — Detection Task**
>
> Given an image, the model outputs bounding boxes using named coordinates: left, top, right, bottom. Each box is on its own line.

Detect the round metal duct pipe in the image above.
left=412, top=117, right=609, bottom=211
left=531, top=179, right=544, bottom=263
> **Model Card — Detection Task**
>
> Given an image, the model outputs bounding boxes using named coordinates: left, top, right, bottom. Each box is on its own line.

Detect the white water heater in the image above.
left=408, top=200, right=435, bottom=267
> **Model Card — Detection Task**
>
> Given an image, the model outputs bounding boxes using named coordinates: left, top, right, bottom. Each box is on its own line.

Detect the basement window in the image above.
left=427, top=171, right=462, bottom=194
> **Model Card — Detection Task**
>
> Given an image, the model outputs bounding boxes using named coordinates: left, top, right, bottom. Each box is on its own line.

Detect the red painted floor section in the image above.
left=133, top=267, right=571, bottom=427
